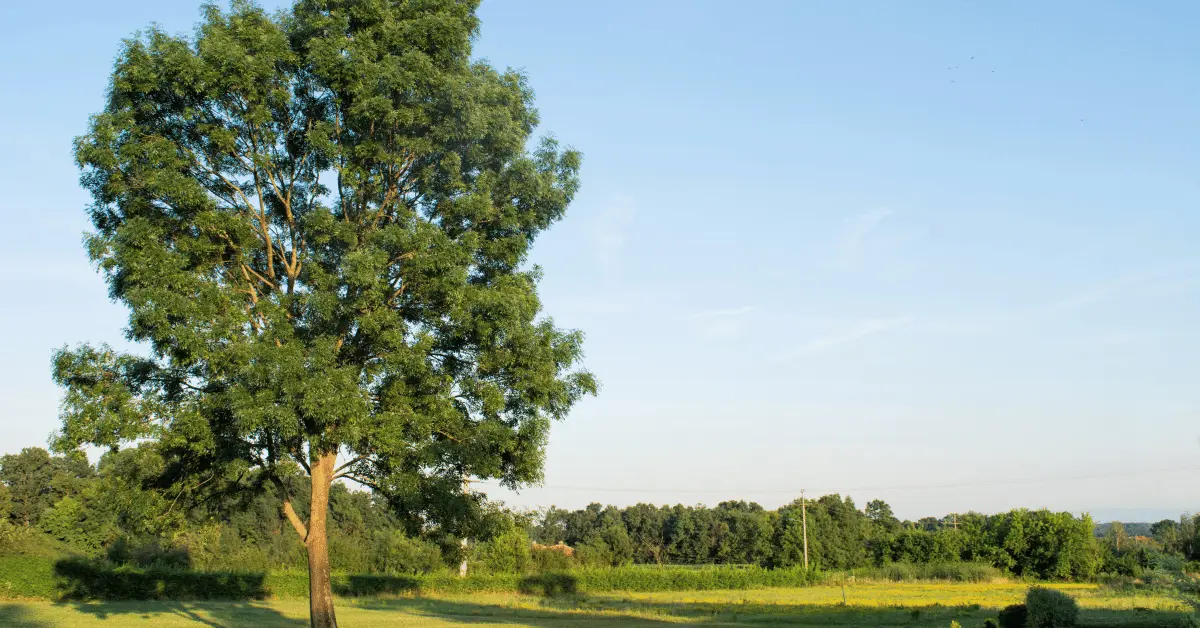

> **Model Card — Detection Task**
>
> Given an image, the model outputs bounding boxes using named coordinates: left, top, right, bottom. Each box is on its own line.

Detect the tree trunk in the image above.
left=307, top=453, right=338, bottom=628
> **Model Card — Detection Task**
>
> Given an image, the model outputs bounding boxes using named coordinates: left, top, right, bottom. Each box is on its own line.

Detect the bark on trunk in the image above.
left=307, top=453, right=338, bottom=628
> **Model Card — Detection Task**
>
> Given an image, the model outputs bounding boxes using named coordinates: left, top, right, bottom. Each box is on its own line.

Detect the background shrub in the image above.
left=371, top=532, right=442, bottom=575
left=1025, top=587, right=1078, bottom=628
left=531, top=546, right=576, bottom=572
left=470, top=523, right=532, bottom=575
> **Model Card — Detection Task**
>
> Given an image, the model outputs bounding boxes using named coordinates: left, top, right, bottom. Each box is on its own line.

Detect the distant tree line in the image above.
left=2, top=446, right=1196, bottom=580
left=529, top=497, right=1106, bottom=579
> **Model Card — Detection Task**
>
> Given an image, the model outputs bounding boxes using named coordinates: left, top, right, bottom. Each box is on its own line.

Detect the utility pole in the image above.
left=801, top=489, right=809, bottom=571
left=459, top=476, right=470, bottom=577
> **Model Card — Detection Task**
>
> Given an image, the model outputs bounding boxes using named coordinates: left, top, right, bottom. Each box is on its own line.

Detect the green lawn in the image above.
left=0, top=583, right=1195, bottom=627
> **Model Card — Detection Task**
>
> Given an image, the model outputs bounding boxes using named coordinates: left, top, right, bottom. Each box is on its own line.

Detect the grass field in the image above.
left=1, top=582, right=1196, bottom=627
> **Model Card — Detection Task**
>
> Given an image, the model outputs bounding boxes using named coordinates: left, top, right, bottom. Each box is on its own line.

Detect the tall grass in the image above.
left=844, top=563, right=1004, bottom=583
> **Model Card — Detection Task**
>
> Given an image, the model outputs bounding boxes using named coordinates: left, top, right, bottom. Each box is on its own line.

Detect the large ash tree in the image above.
left=53, top=1, right=595, bottom=625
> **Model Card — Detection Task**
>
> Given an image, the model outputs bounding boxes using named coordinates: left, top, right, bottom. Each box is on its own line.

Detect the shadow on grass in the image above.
left=0, top=604, right=54, bottom=628
left=352, top=593, right=1199, bottom=628
left=58, top=600, right=306, bottom=628
left=50, top=557, right=301, bottom=628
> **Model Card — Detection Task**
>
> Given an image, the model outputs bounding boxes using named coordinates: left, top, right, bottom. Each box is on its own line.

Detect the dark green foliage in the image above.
left=1025, top=587, right=1078, bottom=628
left=518, top=572, right=577, bottom=596
left=334, top=574, right=419, bottom=596
left=531, top=546, right=575, bottom=572
left=107, top=537, right=191, bottom=570
left=0, top=448, right=93, bottom=527
left=999, top=604, right=1028, bottom=628
left=0, top=447, right=1173, bottom=585
left=469, top=514, right=532, bottom=574
left=369, top=532, right=443, bottom=575
left=38, top=496, right=117, bottom=554
left=984, top=619, right=1000, bottom=628
left=958, top=510, right=1100, bottom=580
left=54, top=557, right=267, bottom=600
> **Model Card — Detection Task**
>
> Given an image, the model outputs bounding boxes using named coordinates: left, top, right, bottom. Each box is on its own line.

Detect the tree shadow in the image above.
left=58, top=600, right=306, bottom=628
left=352, top=592, right=1198, bottom=627
left=0, top=604, right=54, bottom=628
left=350, top=596, right=679, bottom=626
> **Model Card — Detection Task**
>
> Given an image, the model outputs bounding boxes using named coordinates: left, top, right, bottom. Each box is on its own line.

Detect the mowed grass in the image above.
left=0, top=582, right=1194, bottom=627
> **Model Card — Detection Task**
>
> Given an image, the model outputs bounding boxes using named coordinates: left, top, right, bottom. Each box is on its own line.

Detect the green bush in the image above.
left=984, top=619, right=999, bottom=628
left=998, top=603, right=1028, bottom=628
left=371, top=532, right=442, bottom=575
left=531, top=546, right=575, bottom=572
left=38, top=497, right=115, bottom=554
left=1025, top=587, right=1078, bottom=628
left=470, top=525, right=532, bottom=575
left=573, top=539, right=613, bottom=567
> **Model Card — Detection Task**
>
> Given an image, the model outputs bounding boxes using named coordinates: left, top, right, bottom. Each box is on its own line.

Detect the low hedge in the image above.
left=0, top=555, right=57, bottom=599
left=0, top=557, right=994, bottom=601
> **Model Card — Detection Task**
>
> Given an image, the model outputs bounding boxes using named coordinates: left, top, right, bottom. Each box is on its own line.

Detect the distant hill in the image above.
left=1094, top=521, right=1154, bottom=538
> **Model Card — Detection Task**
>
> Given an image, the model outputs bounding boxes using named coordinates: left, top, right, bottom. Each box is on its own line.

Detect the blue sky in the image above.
left=1, top=1, right=1198, bottom=521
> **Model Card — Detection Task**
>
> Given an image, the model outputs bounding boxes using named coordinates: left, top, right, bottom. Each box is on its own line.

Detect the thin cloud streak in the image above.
left=778, top=316, right=911, bottom=361
left=1048, top=261, right=1200, bottom=312
left=690, top=306, right=755, bottom=319
left=689, top=306, right=755, bottom=339
left=839, top=206, right=895, bottom=263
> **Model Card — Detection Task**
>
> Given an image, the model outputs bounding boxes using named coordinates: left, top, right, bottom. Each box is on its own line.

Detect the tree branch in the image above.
left=333, top=455, right=366, bottom=475
left=337, top=474, right=381, bottom=491
left=270, top=476, right=309, bottom=542
left=290, top=450, right=311, bottom=475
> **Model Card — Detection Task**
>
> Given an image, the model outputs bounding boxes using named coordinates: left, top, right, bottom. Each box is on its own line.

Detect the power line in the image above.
left=474, top=464, right=1200, bottom=496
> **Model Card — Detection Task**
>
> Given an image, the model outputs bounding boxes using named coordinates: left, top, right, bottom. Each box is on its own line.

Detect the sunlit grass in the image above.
left=1, top=582, right=1194, bottom=627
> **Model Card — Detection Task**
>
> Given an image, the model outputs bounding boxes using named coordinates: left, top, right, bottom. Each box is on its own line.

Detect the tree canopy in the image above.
left=53, top=1, right=594, bottom=625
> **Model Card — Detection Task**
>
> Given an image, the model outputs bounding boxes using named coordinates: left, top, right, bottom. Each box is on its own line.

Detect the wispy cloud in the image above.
left=1048, top=262, right=1200, bottom=312
left=839, top=206, right=895, bottom=263
left=931, top=261, right=1200, bottom=338
left=691, top=306, right=755, bottom=319
left=689, top=306, right=755, bottom=339
left=778, top=316, right=911, bottom=361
